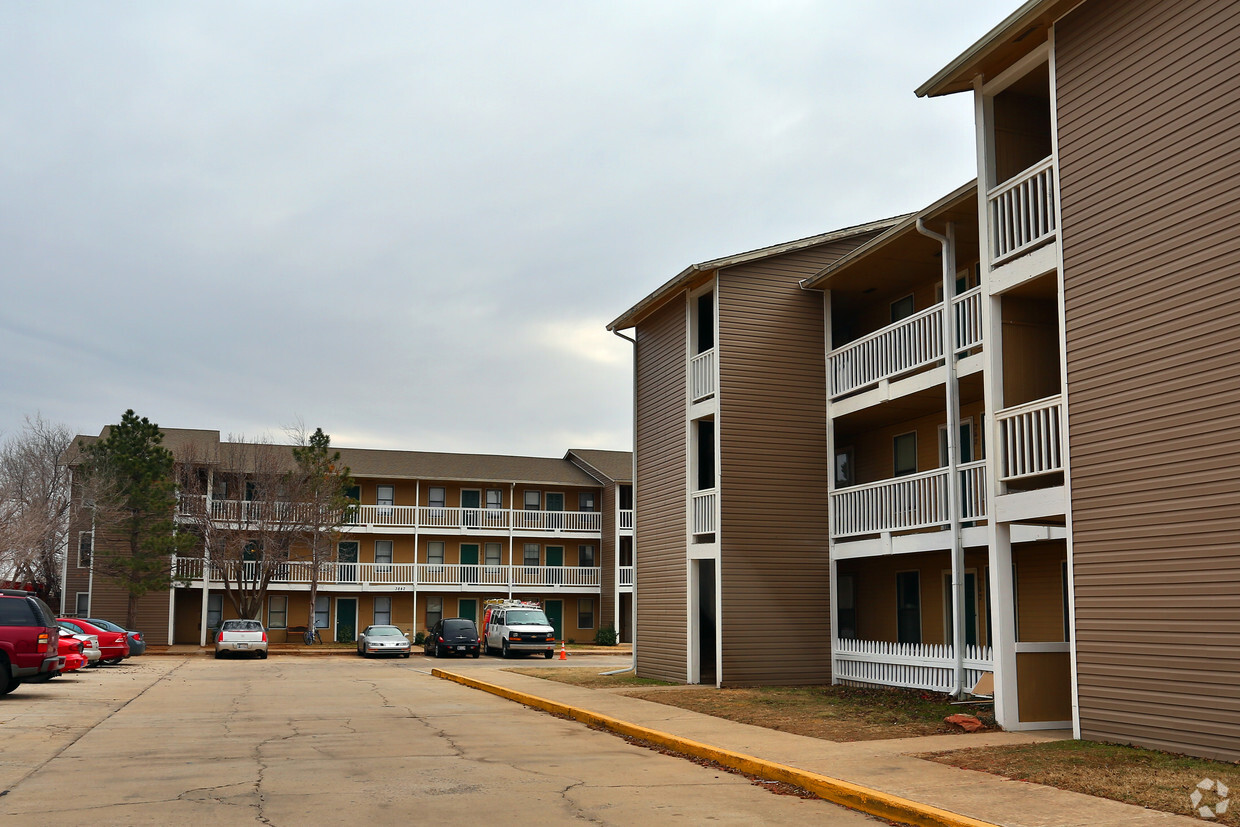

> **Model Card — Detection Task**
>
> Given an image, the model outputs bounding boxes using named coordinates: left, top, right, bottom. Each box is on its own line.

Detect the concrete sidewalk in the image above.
left=433, top=667, right=1199, bottom=827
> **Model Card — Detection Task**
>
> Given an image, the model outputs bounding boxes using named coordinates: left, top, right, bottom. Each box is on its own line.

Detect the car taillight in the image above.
left=217, top=631, right=224, bottom=643
left=37, top=632, right=49, bottom=653
left=135, top=633, right=142, bottom=641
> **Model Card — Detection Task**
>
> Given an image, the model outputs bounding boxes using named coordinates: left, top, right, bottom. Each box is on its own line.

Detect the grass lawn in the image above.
left=921, top=740, right=1238, bottom=824
left=504, top=667, right=673, bottom=689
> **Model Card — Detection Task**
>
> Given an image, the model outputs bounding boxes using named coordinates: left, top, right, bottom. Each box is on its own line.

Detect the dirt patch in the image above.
left=504, top=666, right=674, bottom=689
left=921, top=740, right=1239, bottom=824
left=621, top=683, right=994, bottom=742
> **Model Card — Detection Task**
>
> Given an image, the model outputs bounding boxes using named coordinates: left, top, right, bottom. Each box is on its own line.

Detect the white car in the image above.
left=357, top=625, right=412, bottom=658
left=214, top=619, right=268, bottom=659
left=56, top=622, right=101, bottom=665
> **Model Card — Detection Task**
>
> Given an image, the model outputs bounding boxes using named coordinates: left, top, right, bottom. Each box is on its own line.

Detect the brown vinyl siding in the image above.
left=600, top=480, right=617, bottom=636
left=634, top=296, right=689, bottom=682
left=1056, top=0, right=1240, bottom=761
left=717, top=238, right=877, bottom=686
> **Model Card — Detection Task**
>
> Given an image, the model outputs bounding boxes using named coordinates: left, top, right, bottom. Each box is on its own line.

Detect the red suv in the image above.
left=0, top=589, right=61, bottom=694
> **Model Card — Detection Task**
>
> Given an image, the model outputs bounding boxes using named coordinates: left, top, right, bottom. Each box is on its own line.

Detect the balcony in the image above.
left=619, top=565, right=634, bottom=588
left=830, top=460, right=987, bottom=539
left=619, top=509, right=634, bottom=532
left=692, top=488, right=717, bottom=536
left=828, top=287, right=982, bottom=399
left=833, top=638, right=993, bottom=693
left=180, top=499, right=605, bottom=536
left=690, top=347, right=716, bottom=403
left=988, top=156, right=1056, bottom=265
left=996, top=394, right=1063, bottom=482
left=174, top=558, right=602, bottom=591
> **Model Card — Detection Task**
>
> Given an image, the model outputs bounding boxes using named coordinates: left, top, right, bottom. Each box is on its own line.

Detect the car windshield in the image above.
left=505, top=610, right=549, bottom=626
left=221, top=620, right=263, bottom=632
left=85, top=618, right=124, bottom=632
left=367, top=626, right=404, bottom=637
left=443, top=619, right=477, bottom=634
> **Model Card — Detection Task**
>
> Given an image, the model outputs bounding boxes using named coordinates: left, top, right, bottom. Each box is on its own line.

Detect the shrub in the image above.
left=414, top=631, right=425, bottom=645
left=594, top=625, right=618, bottom=646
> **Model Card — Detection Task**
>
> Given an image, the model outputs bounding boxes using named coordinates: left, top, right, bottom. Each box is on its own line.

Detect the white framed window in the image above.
left=374, top=596, right=391, bottom=626
left=834, top=447, right=855, bottom=488
left=486, top=489, right=503, bottom=509
left=890, top=293, right=915, bottom=323
left=427, top=541, right=445, bottom=566
left=484, top=542, right=502, bottom=566
left=429, top=487, right=446, bottom=508
left=268, top=595, right=288, bottom=629
left=77, top=532, right=92, bottom=568
left=578, top=545, right=595, bottom=567
left=208, top=594, right=223, bottom=629
left=314, top=595, right=329, bottom=629
left=377, top=485, right=395, bottom=513
left=523, top=543, right=540, bottom=567
left=524, top=490, right=541, bottom=511
left=426, top=597, right=442, bottom=629
left=578, top=492, right=595, bottom=512
left=75, top=592, right=89, bottom=616
left=375, top=540, right=393, bottom=573
left=893, top=432, right=917, bottom=477
left=577, top=598, right=594, bottom=630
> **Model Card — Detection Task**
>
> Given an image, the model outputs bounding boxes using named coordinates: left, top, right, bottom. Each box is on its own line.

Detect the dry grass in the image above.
left=922, top=740, right=1239, bottom=824
left=504, top=666, right=674, bottom=689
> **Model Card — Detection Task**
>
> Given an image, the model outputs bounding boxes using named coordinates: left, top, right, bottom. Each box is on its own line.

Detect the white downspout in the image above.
left=916, top=217, right=967, bottom=698
left=602, top=327, right=637, bottom=676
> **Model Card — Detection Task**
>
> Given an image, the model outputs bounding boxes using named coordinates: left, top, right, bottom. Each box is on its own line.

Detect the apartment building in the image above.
left=607, top=220, right=902, bottom=686
left=613, top=0, right=1239, bottom=763
left=64, top=428, right=633, bottom=649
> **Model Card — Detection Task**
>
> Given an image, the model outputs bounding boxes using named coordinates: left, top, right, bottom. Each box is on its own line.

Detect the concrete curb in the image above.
left=432, top=668, right=998, bottom=827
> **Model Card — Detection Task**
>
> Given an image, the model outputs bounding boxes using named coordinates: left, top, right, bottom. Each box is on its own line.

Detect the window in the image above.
left=893, top=432, right=917, bottom=477
left=77, top=532, right=92, bottom=568
left=377, top=485, right=395, bottom=511
left=938, top=419, right=975, bottom=466
left=429, top=487, right=446, bottom=508
left=345, top=485, right=360, bottom=502
left=208, top=594, right=223, bottom=629
left=890, top=293, right=915, bottom=322
left=374, top=540, right=393, bottom=572
left=268, top=595, right=288, bottom=629
left=486, top=489, right=503, bottom=509
left=426, top=597, right=442, bottom=630
left=523, top=543, right=540, bottom=567
left=896, top=571, right=921, bottom=644
left=578, top=492, right=595, bottom=512
left=836, top=575, right=856, bottom=639
left=374, top=596, right=391, bottom=626
left=428, top=541, right=445, bottom=565
left=314, top=595, right=329, bottom=629
left=75, top=592, right=89, bottom=616
left=577, top=598, right=594, bottom=630
left=578, top=545, right=595, bottom=567
left=834, top=447, right=855, bottom=488
left=484, top=542, right=502, bottom=566
left=524, top=490, right=541, bottom=510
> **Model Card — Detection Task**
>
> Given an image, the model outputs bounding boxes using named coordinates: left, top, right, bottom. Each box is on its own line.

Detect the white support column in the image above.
left=508, top=483, right=515, bottom=600
left=167, top=585, right=176, bottom=646
left=989, top=522, right=1019, bottom=728
left=200, top=467, right=214, bottom=647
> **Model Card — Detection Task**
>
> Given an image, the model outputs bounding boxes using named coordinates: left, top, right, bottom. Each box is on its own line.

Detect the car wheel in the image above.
left=402, top=653, right=410, bottom=659
left=0, top=660, right=15, bottom=695
left=544, top=650, right=554, bottom=659
left=214, top=651, right=223, bottom=659
left=501, top=640, right=511, bottom=659
left=104, top=657, right=123, bottom=666
left=258, top=651, right=268, bottom=660
left=472, top=651, right=480, bottom=659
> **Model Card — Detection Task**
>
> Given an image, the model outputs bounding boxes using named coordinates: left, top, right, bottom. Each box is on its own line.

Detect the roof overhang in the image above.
left=606, top=217, right=905, bottom=331
left=802, top=181, right=978, bottom=293
left=916, top=0, right=1083, bottom=98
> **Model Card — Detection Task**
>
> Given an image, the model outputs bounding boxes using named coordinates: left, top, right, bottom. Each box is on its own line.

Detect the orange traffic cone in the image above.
left=559, top=639, right=568, bottom=660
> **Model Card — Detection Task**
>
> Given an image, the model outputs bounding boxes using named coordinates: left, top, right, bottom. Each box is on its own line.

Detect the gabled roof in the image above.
left=917, top=0, right=1081, bottom=98
left=606, top=217, right=906, bottom=331
left=565, top=449, right=632, bottom=484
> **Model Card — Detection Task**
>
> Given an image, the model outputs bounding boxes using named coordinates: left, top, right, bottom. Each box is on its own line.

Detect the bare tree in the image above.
left=0, top=415, right=74, bottom=600
left=177, top=437, right=302, bottom=621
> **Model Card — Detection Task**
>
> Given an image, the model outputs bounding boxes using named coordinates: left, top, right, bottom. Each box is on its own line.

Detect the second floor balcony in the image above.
left=829, top=286, right=982, bottom=399
left=830, top=460, right=987, bottom=539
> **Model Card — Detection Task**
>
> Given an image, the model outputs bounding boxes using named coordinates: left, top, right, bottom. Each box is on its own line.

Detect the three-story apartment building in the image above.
left=64, top=428, right=633, bottom=649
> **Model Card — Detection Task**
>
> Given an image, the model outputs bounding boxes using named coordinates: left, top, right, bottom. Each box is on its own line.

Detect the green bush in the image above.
left=414, top=631, right=425, bottom=645
left=594, top=625, right=618, bottom=646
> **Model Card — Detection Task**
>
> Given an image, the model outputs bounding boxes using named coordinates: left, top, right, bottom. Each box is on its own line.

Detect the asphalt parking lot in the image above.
left=0, top=655, right=883, bottom=825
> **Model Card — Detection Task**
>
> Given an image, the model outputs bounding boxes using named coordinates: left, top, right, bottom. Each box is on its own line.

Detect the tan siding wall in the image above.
left=600, top=481, right=617, bottom=635
left=1056, top=0, right=1240, bottom=761
left=717, top=238, right=878, bottom=686
left=634, top=296, right=689, bottom=682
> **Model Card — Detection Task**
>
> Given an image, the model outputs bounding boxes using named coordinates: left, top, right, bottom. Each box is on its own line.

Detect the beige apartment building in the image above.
left=612, top=0, right=1240, bottom=763
left=64, top=429, right=633, bottom=649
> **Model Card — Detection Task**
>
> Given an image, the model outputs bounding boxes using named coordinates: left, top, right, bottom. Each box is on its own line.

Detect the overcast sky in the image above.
left=1, top=1, right=1008, bottom=457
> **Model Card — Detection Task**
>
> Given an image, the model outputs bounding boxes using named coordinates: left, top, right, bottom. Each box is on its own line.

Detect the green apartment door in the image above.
left=336, top=598, right=357, bottom=643
left=546, top=546, right=563, bottom=585
left=544, top=600, right=563, bottom=641
left=460, top=543, right=479, bottom=584
left=458, top=599, right=477, bottom=623
left=461, top=489, right=481, bottom=528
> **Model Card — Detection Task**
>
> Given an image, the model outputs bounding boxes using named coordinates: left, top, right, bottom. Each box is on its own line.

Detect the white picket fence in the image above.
left=833, top=638, right=993, bottom=692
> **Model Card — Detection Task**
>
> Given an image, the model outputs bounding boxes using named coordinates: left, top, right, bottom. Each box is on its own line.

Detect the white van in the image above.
left=482, top=600, right=556, bottom=659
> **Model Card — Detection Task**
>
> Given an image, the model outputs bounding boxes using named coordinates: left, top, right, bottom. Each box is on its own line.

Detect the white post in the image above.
left=167, top=585, right=176, bottom=646
left=199, top=467, right=213, bottom=647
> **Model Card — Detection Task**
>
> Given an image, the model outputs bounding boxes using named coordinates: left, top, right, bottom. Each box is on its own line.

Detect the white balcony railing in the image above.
left=996, top=394, right=1064, bottom=482
left=988, top=156, right=1057, bottom=264
left=692, top=488, right=717, bottom=535
left=690, top=347, right=716, bottom=403
left=619, top=509, right=634, bottom=531
left=830, top=460, right=987, bottom=539
left=183, top=500, right=605, bottom=535
left=828, top=287, right=983, bottom=399
left=619, top=566, right=634, bottom=587
left=833, top=638, right=993, bottom=693
left=174, top=558, right=601, bottom=590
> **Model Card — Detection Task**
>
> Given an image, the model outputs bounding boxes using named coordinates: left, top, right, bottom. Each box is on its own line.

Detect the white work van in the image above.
left=482, top=600, right=556, bottom=659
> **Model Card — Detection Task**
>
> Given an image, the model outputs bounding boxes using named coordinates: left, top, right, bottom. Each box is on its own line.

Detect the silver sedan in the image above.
left=357, top=625, right=412, bottom=658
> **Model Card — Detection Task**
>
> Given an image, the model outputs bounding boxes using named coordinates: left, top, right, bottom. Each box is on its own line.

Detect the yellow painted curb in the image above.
left=432, top=668, right=998, bottom=827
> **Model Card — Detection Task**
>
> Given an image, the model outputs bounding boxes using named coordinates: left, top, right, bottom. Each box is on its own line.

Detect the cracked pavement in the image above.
left=0, top=656, right=881, bottom=825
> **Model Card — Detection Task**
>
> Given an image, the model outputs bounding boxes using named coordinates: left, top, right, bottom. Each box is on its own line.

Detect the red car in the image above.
left=56, top=634, right=86, bottom=674
left=58, top=619, right=129, bottom=664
